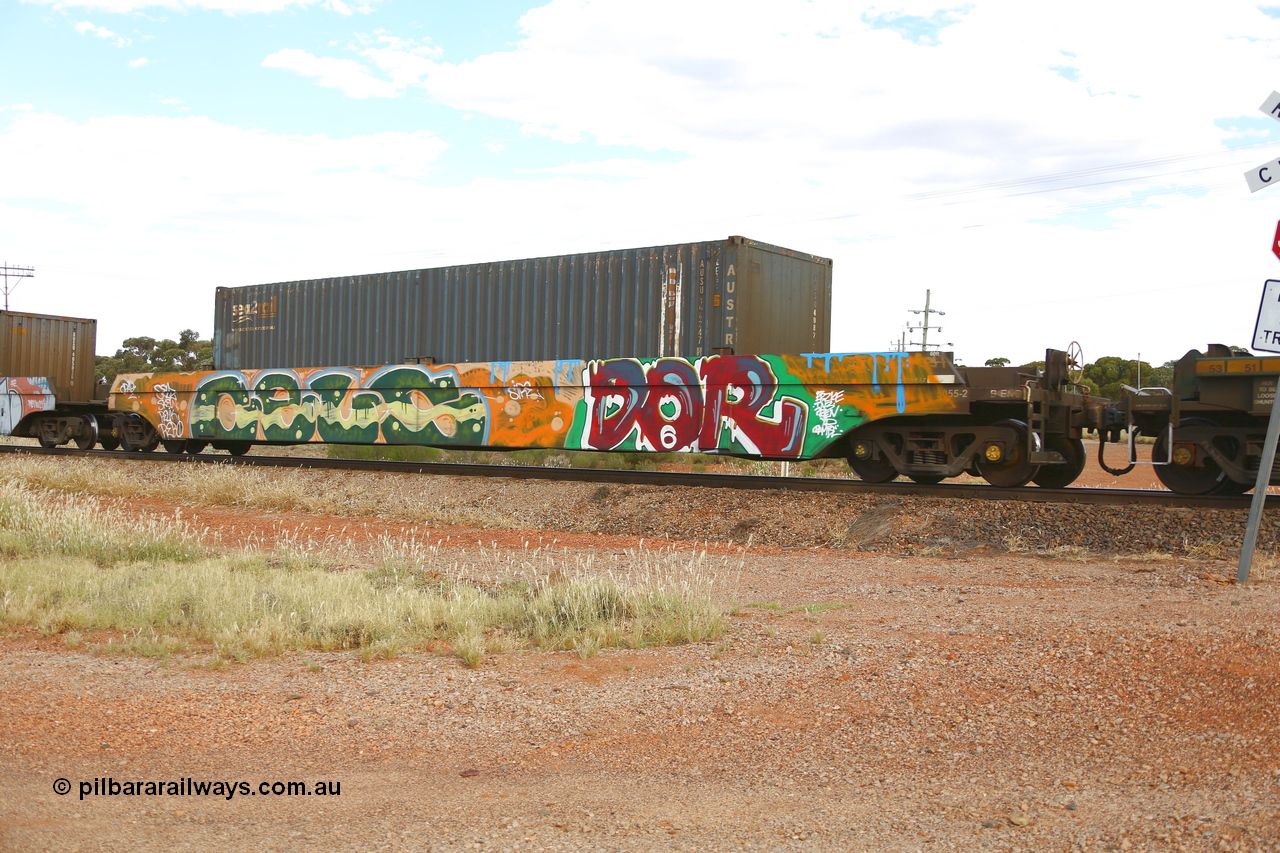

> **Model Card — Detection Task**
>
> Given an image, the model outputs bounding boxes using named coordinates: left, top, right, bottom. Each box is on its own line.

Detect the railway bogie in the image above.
left=32, top=409, right=103, bottom=451
left=841, top=349, right=1104, bottom=488
left=1107, top=344, right=1278, bottom=495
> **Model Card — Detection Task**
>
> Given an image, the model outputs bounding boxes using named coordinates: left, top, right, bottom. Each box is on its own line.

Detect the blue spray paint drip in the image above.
left=554, top=359, right=585, bottom=386
left=897, top=356, right=906, bottom=413
left=801, top=352, right=860, bottom=371
left=864, top=353, right=913, bottom=410
left=821, top=351, right=908, bottom=394
left=488, top=362, right=514, bottom=385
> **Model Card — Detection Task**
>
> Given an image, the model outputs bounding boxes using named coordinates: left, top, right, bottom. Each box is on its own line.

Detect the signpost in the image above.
left=1246, top=93, right=1280, bottom=193
left=1240, top=269, right=1280, bottom=583
left=1252, top=279, right=1280, bottom=351
left=1235, top=90, right=1280, bottom=581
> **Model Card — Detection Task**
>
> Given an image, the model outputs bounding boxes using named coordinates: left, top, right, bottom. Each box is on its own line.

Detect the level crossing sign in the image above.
left=1252, top=278, right=1280, bottom=353
left=1237, top=90, right=1280, bottom=582
left=1245, top=92, right=1280, bottom=192
left=1239, top=214, right=1280, bottom=584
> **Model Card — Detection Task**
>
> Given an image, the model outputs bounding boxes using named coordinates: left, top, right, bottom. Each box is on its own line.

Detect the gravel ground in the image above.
left=1, top=459, right=1277, bottom=853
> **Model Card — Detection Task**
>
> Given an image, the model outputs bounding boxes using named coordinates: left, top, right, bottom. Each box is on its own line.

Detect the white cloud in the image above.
left=128, top=57, right=151, bottom=68
left=31, top=0, right=376, bottom=13
left=9, top=1, right=1280, bottom=364
left=262, top=48, right=400, bottom=98
left=359, top=34, right=441, bottom=84
left=74, top=20, right=131, bottom=47
left=0, top=110, right=448, bottom=346
left=261, top=35, right=440, bottom=98
left=2, top=99, right=1262, bottom=364
left=391, top=0, right=1276, bottom=185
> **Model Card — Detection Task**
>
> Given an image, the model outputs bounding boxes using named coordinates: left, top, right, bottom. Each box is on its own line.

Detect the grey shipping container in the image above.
left=213, top=236, right=832, bottom=369
left=0, top=311, right=97, bottom=401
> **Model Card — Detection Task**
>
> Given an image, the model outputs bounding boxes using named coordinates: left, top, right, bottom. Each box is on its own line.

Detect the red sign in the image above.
left=1274, top=221, right=1280, bottom=262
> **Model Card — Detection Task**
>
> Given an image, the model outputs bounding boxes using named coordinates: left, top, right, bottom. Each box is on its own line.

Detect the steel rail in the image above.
left=0, top=444, right=1270, bottom=510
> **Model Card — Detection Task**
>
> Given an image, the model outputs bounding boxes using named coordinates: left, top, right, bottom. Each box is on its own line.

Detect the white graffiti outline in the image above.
left=506, top=381, right=538, bottom=401
left=810, top=389, right=843, bottom=439
left=154, top=382, right=183, bottom=438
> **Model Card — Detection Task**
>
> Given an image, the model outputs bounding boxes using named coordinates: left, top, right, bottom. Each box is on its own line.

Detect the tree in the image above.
left=1079, top=356, right=1160, bottom=399
left=984, top=357, right=1011, bottom=367
left=95, top=329, right=212, bottom=385
left=1145, top=360, right=1176, bottom=390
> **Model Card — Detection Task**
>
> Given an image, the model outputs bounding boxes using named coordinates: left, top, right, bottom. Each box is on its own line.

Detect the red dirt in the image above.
left=1, top=452, right=1277, bottom=852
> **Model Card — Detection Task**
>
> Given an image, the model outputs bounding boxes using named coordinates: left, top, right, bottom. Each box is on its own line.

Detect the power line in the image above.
left=907, top=289, right=950, bottom=351
left=363, top=143, right=1275, bottom=263
left=0, top=264, right=34, bottom=312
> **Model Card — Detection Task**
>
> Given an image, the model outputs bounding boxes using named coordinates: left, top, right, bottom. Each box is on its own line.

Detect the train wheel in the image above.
left=161, top=440, right=188, bottom=454
left=1209, top=434, right=1252, bottom=495
left=848, top=452, right=897, bottom=483
left=1032, top=437, right=1086, bottom=488
left=224, top=441, right=252, bottom=457
left=1212, top=478, right=1251, bottom=496
left=73, top=416, right=99, bottom=451
left=184, top=441, right=207, bottom=455
left=908, top=474, right=946, bottom=484
left=36, top=433, right=60, bottom=449
left=1153, top=418, right=1234, bottom=496
left=98, top=434, right=120, bottom=451
left=977, top=419, right=1041, bottom=488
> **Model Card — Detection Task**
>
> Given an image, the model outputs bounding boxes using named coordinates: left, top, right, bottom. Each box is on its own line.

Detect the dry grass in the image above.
left=1116, top=551, right=1179, bottom=563
left=1185, top=539, right=1226, bottom=561
left=0, top=482, right=208, bottom=565
left=1241, top=550, right=1278, bottom=582
left=0, top=479, right=735, bottom=664
left=1002, top=535, right=1095, bottom=562
left=0, top=455, right=523, bottom=529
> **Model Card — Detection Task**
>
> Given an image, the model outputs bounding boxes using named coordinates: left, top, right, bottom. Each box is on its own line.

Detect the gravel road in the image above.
left=1, top=462, right=1277, bottom=853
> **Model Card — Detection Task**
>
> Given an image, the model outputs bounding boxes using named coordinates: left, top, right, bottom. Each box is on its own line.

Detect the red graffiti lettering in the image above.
left=585, top=356, right=805, bottom=456
left=642, top=359, right=702, bottom=451
left=699, top=356, right=806, bottom=456
left=587, top=360, right=648, bottom=448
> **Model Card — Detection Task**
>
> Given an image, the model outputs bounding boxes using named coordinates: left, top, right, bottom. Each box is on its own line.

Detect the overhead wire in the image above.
left=357, top=138, right=1278, bottom=284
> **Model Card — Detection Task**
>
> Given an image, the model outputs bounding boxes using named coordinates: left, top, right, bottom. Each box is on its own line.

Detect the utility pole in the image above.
left=0, top=264, right=34, bottom=312
left=908, top=289, right=947, bottom=351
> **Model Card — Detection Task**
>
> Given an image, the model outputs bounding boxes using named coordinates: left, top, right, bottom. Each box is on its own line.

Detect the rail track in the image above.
left=2, top=444, right=1271, bottom=510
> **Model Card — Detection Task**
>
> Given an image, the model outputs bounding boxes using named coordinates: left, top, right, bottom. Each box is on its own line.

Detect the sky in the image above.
left=4, top=0, right=1280, bottom=367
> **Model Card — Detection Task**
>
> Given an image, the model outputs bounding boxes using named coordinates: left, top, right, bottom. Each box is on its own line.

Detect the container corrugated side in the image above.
left=0, top=311, right=97, bottom=400
left=214, top=236, right=832, bottom=369
left=728, top=237, right=832, bottom=356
